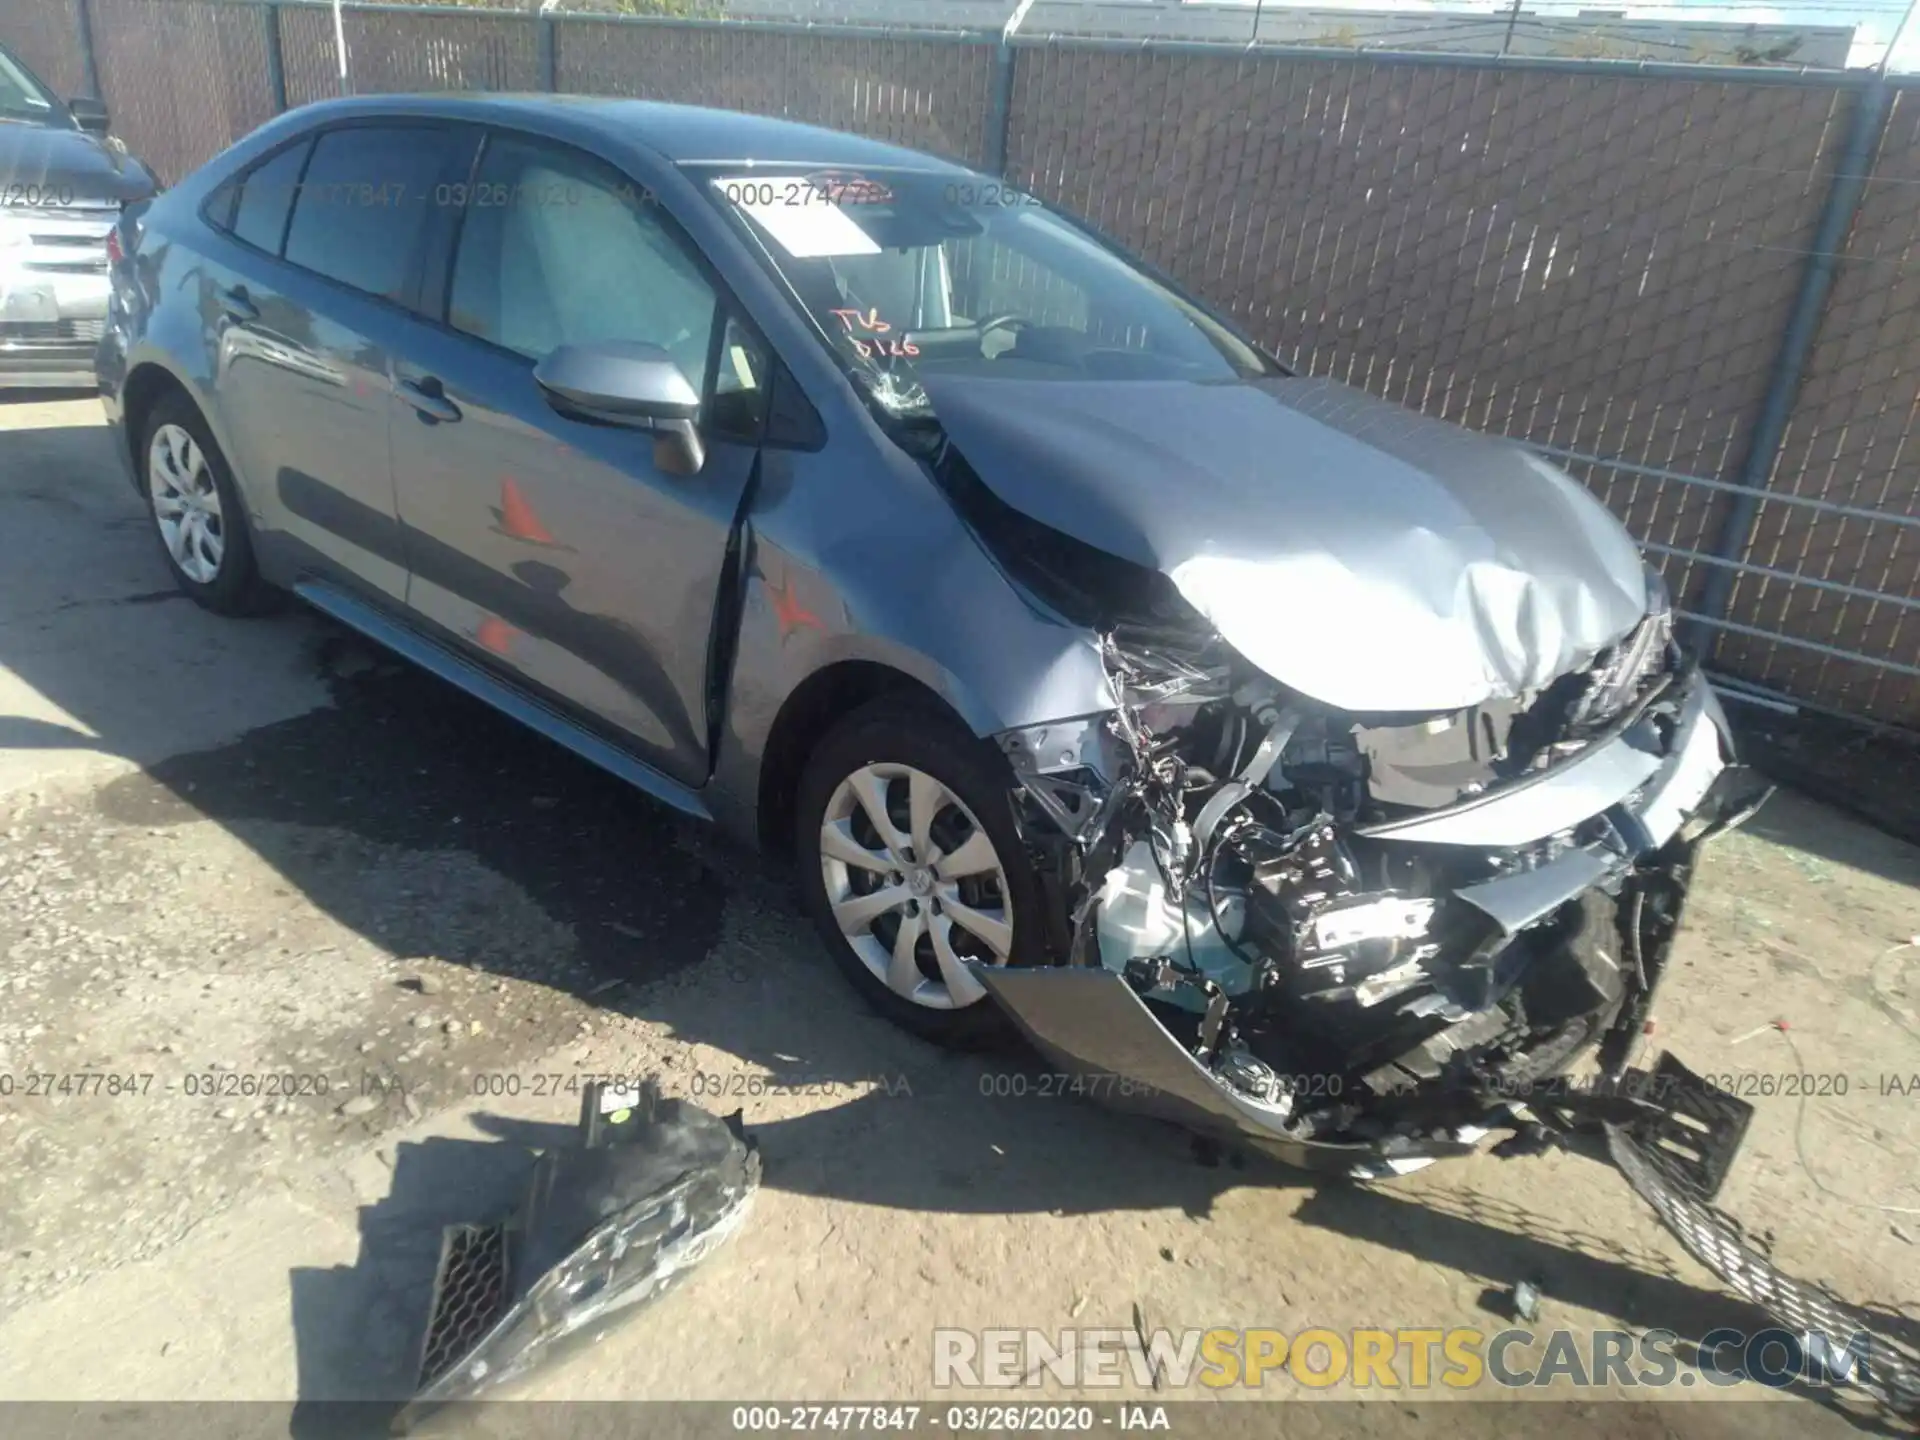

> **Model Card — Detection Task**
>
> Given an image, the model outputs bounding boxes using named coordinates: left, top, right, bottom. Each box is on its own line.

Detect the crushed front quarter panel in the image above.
left=920, top=372, right=1648, bottom=713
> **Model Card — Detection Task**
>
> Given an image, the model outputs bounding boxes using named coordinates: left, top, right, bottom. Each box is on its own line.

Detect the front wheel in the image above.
left=795, top=698, right=1049, bottom=1047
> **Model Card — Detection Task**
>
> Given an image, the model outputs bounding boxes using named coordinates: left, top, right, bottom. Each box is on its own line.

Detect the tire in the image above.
left=140, top=392, right=277, bottom=616
left=795, top=696, right=1050, bottom=1047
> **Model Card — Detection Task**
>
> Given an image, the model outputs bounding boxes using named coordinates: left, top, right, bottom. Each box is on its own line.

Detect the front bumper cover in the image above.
left=980, top=963, right=1483, bottom=1169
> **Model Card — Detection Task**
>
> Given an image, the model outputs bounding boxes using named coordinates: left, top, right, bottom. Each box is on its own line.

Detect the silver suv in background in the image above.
left=0, top=43, right=155, bottom=389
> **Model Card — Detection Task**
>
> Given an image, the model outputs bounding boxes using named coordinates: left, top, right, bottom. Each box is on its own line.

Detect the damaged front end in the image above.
left=988, top=576, right=1763, bottom=1174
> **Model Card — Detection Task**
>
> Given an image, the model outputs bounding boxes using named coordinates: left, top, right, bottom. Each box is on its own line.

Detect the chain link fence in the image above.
left=3, top=0, right=1917, bottom=726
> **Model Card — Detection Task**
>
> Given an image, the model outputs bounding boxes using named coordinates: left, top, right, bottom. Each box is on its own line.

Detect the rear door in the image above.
left=208, top=121, right=475, bottom=603
left=386, top=129, right=769, bottom=785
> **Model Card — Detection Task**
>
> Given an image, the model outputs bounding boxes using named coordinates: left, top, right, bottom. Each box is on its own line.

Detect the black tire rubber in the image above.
left=794, top=696, right=1049, bottom=1048
left=140, top=391, right=278, bottom=617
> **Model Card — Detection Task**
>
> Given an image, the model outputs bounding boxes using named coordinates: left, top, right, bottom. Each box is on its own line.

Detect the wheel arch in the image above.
left=754, top=659, right=964, bottom=856
left=119, top=361, right=198, bottom=488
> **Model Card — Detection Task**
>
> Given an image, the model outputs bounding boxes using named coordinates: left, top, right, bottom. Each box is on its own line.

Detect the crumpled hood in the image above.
left=920, top=373, right=1649, bottom=712
left=0, top=119, right=156, bottom=204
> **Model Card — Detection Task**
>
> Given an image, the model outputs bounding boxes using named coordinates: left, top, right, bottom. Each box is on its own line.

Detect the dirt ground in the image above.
left=1, top=395, right=1916, bottom=1439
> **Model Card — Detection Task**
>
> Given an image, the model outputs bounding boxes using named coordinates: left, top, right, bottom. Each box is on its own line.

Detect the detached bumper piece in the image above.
left=1607, top=1059, right=1920, bottom=1419
left=397, top=1080, right=759, bottom=1428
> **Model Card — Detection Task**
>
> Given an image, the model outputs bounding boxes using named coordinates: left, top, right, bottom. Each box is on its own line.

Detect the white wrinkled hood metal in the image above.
left=921, top=374, right=1650, bottom=712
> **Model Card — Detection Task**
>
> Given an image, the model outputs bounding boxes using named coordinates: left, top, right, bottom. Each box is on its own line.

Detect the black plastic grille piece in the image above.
left=1610, top=1124, right=1920, bottom=1418
left=418, top=1221, right=510, bottom=1390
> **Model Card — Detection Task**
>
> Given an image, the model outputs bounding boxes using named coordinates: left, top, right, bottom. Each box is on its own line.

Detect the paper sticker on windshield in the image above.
left=714, top=175, right=881, bottom=259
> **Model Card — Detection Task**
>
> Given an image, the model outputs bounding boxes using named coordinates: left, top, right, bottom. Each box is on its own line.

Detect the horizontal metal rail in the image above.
left=1530, top=443, right=1920, bottom=532
left=157, top=0, right=1002, bottom=45
left=1708, top=669, right=1920, bottom=732
left=1640, top=541, right=1920, bottom=614
left=1675, top=610, right=1920, bottom=679
left=1007, top=34, right=1908, bottom=87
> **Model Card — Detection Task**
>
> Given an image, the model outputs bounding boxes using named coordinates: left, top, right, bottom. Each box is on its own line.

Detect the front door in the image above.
left=387, top=130, right=767, bottom=786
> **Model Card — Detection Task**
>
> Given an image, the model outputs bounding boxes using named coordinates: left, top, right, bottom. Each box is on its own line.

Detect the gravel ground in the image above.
left=1, top=396, right=1916, bottom=1438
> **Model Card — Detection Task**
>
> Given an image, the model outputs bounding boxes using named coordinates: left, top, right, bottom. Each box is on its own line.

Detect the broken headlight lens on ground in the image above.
left=397, top=1080, right=760, bottom=1430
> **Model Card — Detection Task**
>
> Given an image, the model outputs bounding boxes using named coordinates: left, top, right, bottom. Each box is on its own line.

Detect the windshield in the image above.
left=689, top=165, right=1274, bottom=417
left=0, top=48, right=61, bottom=122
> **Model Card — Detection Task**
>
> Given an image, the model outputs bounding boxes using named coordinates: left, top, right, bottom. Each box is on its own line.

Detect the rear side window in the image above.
left=283, top=125, right=465, bottom=304
left=227, top=140, right=310, bottom=255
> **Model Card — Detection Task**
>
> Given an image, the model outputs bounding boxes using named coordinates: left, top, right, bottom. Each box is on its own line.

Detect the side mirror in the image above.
left=533, top=340, right=705, bottom=476
left=67, top=96, right=110, bottom=134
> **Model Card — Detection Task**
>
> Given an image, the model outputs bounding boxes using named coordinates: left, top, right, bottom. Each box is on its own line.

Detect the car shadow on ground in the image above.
left=3, top=408, right=1910, bottom=1433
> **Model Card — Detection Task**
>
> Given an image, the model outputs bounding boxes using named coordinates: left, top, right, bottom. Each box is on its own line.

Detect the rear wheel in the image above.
left=795, top=698, right=1048, bottom=1046
left=142, top=393, right=276, bottom=616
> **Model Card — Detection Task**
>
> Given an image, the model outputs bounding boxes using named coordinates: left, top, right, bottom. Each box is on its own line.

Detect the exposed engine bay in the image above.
left=977, top=496, right=1759, bottom=1168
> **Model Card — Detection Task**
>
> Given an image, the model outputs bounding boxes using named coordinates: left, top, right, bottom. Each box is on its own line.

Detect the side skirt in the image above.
left=294, top=578, right=712, bottom=822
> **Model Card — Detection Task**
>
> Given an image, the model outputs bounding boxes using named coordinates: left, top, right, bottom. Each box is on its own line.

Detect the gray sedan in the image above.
left=97, top=97, right=1748, bottom=1164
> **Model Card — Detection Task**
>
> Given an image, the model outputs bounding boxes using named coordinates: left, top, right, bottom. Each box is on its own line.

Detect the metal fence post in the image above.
left=1688, top=75, right=1895, bottom=653
left=984, top=0, right=1035, bottom=176
left=263, top=2, right=288, bottom=114
left=539, top=15, right=557, bottom=93
left=73, top=0, right=102, bottom=99
left=984, top=41, right=1015, bottom=174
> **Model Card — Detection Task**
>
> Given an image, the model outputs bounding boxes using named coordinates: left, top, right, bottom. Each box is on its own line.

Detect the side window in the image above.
left=283, top=126, right=464, bottom=304
left=709, top=313, right=769, bottom=441
left=226, top=139, right=310, bottom=255
left=448, top=134, right=718, bottom=390
left=205, top=179, right=238, bottom=232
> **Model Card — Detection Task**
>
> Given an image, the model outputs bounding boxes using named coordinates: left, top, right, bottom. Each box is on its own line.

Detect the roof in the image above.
left=286, top=94, right=979, bottom=174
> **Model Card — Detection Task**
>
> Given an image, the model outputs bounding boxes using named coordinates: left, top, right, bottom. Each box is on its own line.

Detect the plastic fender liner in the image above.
left=396, top=1080, right=760, bottom=1429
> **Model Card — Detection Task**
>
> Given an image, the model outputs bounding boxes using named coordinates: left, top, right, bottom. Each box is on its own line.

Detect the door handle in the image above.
left=399, top=375, right=462, bottom=424
left=216, top=284, right=258, bottom=323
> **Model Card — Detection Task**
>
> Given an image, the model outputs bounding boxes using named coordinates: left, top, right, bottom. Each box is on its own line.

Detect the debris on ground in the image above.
left=1511, top=1278, right=1543, bottom=1324
left=398, top=1079, right=759, bottom=1426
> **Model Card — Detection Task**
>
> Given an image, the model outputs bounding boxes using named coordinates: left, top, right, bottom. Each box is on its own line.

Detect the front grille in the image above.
left=10, top=205, right=116, bottom=275
left=25, top=259, right=107, bottom=275
left=0, top=318, right=105, bottom=344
